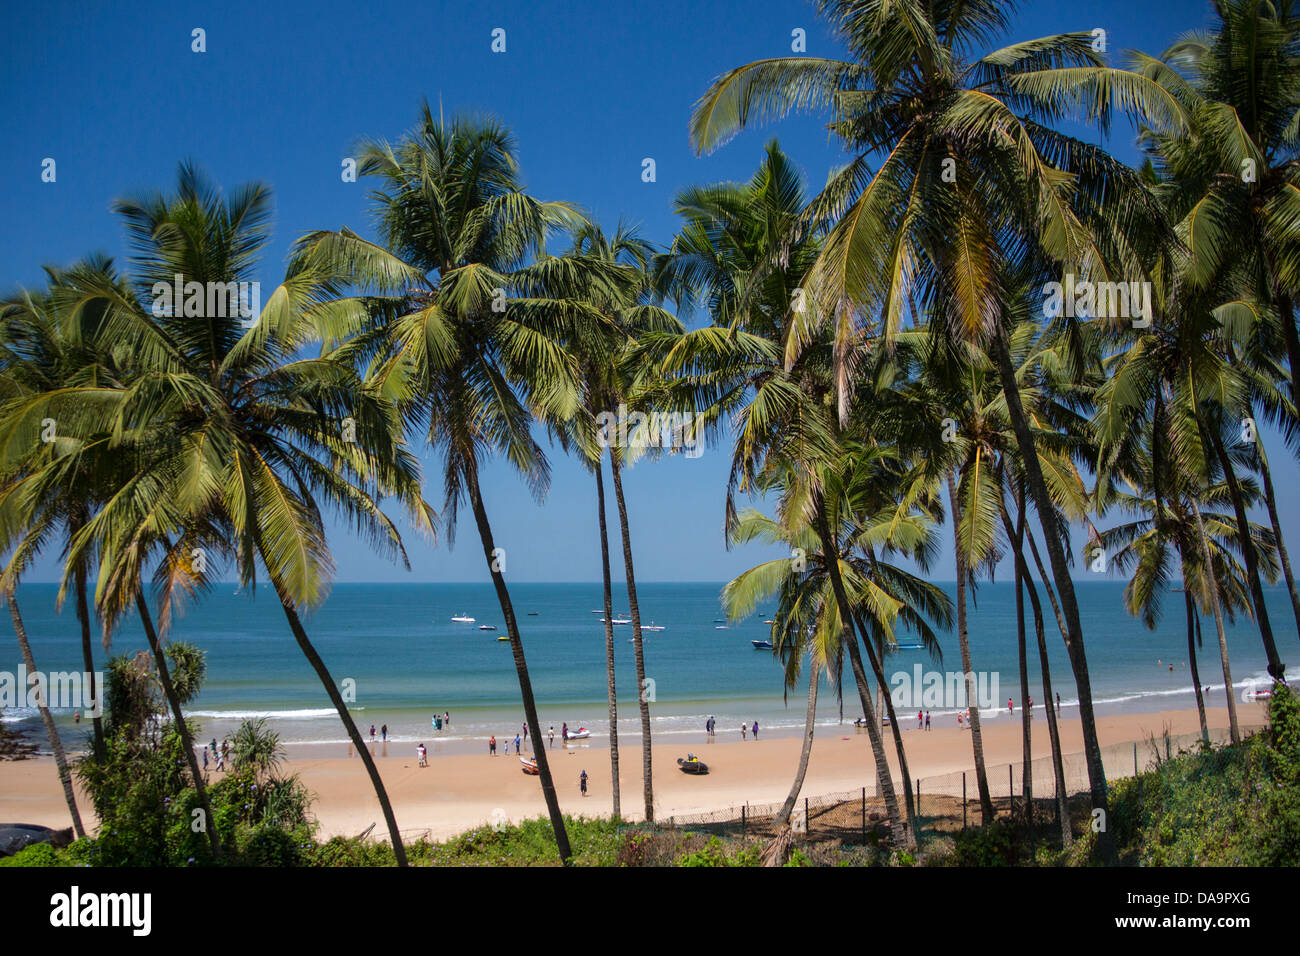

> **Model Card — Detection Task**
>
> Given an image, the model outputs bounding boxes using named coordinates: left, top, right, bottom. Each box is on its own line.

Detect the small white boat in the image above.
left=715, top=625, right=728, bottom=630
left=478, top=624, right=497, bottom=631
left=600, top=618, right=632, bottom=625
left=565, top=727, right=591, bottom=740
left=752, top=639, right=773, bottom=649
left=643, top=622, right=665, bottom=631
left=451, top=613, right=475, bottom=623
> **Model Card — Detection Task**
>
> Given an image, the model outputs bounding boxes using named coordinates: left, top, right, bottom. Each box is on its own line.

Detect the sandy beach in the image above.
left=0, top=704, right=1264, bottom=841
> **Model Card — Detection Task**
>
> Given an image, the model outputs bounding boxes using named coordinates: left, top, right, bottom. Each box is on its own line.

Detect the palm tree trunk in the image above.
left=73, top=559, right=105, bottom=763
left=135, top=591, right=221, bottom=859
left=267, top=575, right=409, bottom=866
left=1183, top=581, right=1209, bottom=744
left=7, top=589, right=84, bottom=838
left=990, top=320, right=1111, bottom=858
left=1208, top=425, right=1284, bottom=679
left=594, top=455, right=621, bottom=818
left=608, top=451, right=654, bottom=823
left=946, top=472, right=995, bottom=823
left=812, top=502, right=909, bottom=847
left=775, top=657, right=819, bottom=827
left=1013, top=503, right=1032, bottom=827
left=853, top=610, right=919, bottom=838
left=1254, top=436, right=1300, bottom=640
left=1004, top=480, right=1068, bottom=846
left=1190, top=498, right=1241, bottom=744
left=463, top=464, right=572, bottom=860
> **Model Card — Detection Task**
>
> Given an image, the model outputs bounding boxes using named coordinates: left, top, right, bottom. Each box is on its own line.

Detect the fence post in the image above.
left=1133, top=741, right=1138, bottom=776
left=962, top=772, right=967, bottom=830
left=741, top=803, right=746, bottom=839
left=804, top=796, right=809, bottom=832
left=861, top=786, right=866, bottom=843
left=1009, top=764, right=1014, bottom=816
left=915, top=778, right=920, bottom=824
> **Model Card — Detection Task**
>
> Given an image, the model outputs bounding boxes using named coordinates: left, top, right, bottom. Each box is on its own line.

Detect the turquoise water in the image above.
left=2, top=581, right=1295, bottom=752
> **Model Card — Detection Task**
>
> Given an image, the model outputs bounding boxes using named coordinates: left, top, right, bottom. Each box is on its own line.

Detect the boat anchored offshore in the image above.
left=677, top=754, right=708, bottom=775
left=478, top=624, right=497, bottom=631
left=451, top=613, right=475, bottom=623
left=752, top=640, right=773, bottom=649
left=600, top=618, right=632, bottom=625
left=642, top=622, right=665, bottom=631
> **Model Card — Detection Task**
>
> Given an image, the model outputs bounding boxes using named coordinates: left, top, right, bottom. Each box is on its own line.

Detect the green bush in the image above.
left=0, top=841, right=67, bottom=867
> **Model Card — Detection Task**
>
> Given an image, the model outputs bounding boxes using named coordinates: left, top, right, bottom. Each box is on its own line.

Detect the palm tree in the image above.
left=565, top=221, right=683, bottom=823
left=5, top=588, right=85, bottom=837
left=689, top=1, right=1188, bottom=858
left=297, top=107, right=629, bottom=860
left=16, top=165, right=430, bottom=865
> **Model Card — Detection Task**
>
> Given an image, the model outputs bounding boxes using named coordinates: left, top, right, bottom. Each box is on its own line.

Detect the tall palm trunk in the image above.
left=594, top=455, right=621, bottom=818
left=1190, top=498, right=1241, bottom=744
left=266, top=573, right=409, bottom=866
left=853, top=609, right=919, bottom=839
left=1208, top=426, right=1284, bottom=679
left=1183, top=581, right=1209, bottom=743
left=775, top=657, right=819, bottom=827
left=812, top=503, right=909, bottom=846
left=990, top=321, right=1111, bottom=858
left=7, top=589, right=84, bottom=838
left=608, top=451, right=653, bottom=823
left=1004, top=480, right=1068, bottom=846
left=1254, top=436, right=1300, bottom=640
left=463, top=465, right=571, bottom=861
left=135, top=591, right=221, bottom=859
left=946, top=473, right=994, bottom=823
left=72, top=556, right=105, bottom=763
left=1013, top=504, right=1032, bottom=826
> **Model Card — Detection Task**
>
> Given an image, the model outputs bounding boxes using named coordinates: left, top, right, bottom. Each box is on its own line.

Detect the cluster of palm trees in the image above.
left=3, top=0, right=1298, bottom=868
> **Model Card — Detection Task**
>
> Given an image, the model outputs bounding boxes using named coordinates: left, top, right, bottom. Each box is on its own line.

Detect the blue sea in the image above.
left=2, top=581, right=1295, bottom=753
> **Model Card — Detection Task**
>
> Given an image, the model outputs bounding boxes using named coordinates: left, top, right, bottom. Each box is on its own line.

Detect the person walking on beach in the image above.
left=917, top=710, right=923, bottom=730
left=752, top=720, right=759, bottom=740
left=369, top=724, right=376, bottom=742
left=580, top=769, right=588, bottom=797
left=203, top=748, right=209, bottom=771
left=445, top=712, right=450, bottom=727
left=489, top=735, right=497, bottom=755
left=957, top=711, right=963, bottom=729
left=1007, top=697, right=1014, bottom=714
left=741, top=723, right=747, bottom=741
left=1056, top=692, right=1061, bottom=716
left=221, top=740, right=229, bottom=768
left=549, top=725, right=555, bottom=748
left=924, top=711, right=931, bottom=731
left=514, top=733, right=521, bottom=756
left=521, top=723, right=528, bottom=751
left=418, top=743, right=427, bottom=767
left=381, top=724, right=388, bottom=742
left=562, top=722, right=569, bottom=742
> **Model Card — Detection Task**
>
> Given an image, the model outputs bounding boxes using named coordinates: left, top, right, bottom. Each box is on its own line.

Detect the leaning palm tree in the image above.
left=296, top=106, right=628, bottom=860
left=4, top=587, right=84, bottom=837
left=6, top=164, right=431, bottom=865
left=690, top=0, right=1188, bottom=858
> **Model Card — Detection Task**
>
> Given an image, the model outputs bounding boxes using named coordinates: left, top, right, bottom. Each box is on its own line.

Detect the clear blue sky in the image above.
left=4, top=0, right=1293, bottom=585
